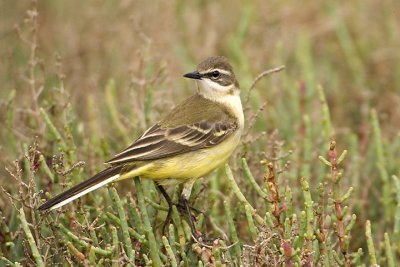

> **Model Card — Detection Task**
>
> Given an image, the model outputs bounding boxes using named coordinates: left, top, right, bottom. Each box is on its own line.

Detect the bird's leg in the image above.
left=180, top=178, right=196, bottom=213
left=179, top=195, right=201, bottom=239
left=156, top=184, right=173, bottom=234
left=156, top=183, right=202, bottom=233
left=157, top=180, right=208, bottom=243
left=179, top=195, right=217, bottom=248
left=158, top=182, right=216, bottom=248
left=178, top=179, right=207, bottom=241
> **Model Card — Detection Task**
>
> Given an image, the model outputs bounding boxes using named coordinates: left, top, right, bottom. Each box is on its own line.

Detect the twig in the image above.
left=244, top=65, right=285, bottom=109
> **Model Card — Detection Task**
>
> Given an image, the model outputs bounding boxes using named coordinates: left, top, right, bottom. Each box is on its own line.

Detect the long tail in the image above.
left=38, top=165, right=123, bottom=211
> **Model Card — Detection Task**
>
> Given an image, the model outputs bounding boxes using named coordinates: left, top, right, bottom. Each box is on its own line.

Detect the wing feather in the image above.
left=106, top=121, right=237, bottom=165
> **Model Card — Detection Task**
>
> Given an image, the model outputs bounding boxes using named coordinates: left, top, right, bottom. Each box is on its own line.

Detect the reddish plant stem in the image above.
left=264, top=162, right=282, bottom=229
left=264, top=162, right=295, bottom=266
left=328, top=141, right=351, bottom=266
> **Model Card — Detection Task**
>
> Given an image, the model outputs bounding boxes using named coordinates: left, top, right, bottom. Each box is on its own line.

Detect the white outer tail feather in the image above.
left=49, top=174, right=120, bottom=210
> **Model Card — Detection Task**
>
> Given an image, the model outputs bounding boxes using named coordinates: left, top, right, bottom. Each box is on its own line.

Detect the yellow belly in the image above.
left=121, top=132, right=241, bottom=185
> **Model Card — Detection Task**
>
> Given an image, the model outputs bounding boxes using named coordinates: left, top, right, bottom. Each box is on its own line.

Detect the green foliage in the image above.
left=1, top=1, right=400, bottom=266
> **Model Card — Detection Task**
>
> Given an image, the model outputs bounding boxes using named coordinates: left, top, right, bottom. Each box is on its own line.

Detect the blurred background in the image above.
left=1, top=0, right=400, bottom=265
left=2, top=1, right=399, bottom=130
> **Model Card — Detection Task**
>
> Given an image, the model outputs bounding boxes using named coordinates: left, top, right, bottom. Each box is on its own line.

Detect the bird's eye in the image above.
left=211, top=71, right=220, bottom=78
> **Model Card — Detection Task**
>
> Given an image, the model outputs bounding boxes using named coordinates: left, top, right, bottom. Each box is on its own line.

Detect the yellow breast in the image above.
left=135, top=132, right=241, bottom=184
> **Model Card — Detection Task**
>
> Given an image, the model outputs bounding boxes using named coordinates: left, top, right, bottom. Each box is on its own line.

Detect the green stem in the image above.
left=365, top=220, right=377, bottom=265
left=371, top=109, right=391, bottom=223
left=106, top=212, right=146, bottom=242
left=300, top=178, right=315, bottom=243
left=145, top=197, right=169, bottom=211
left=58, top=224, right=113, bottom=256
left=109, top=187, right=135, bottom=263
left=168, top=223, right=177, bottom=256
left=162, top=236, right=177, bottom=267
left=241, top=158, right=268, bottom=199
left=392, top=175, right=400, bottom=238
left=224, top=200, right=241, bottom=265
left=127, top=196, right=144, bottom=235
left=111, top=226, right=120, bottom=267
left=384, top=233, right=396, bottom=267
left=134, top=177, right=162, bottom=266
left=39, top=154, right=55, bottom=183
left=1, top=256, right=17, bottom=267
left=39, top=107, right=67, bottom=151
left=225, top=164, right=264, bottom=225
left=19, top=208, right=45, bottom=267
left=244, top=204, right=257, bottom=241
left=67, top=241, right=86, bottom=262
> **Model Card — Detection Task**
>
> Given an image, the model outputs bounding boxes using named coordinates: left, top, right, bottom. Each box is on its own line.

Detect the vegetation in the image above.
left=1, top=0, right=399, bottom=266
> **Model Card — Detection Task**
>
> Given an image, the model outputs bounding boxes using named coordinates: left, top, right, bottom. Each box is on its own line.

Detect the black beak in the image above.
left=183, top=70, right=201, bottom=80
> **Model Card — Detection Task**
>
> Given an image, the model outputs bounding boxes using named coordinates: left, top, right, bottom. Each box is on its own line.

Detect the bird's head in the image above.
left=184, top=56, right=239, bottom=99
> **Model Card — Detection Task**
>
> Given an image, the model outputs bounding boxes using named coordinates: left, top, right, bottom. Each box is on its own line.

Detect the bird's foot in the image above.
left=161, top=198, right=202, bottom=234
left=176, top=198, right=203, bottom=215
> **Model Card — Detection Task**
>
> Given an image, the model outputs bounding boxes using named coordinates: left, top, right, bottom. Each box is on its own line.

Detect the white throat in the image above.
left=197, top=79, right=244, bottom=128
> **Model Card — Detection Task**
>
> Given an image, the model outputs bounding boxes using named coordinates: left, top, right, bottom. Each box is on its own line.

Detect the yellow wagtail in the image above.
left=39, top=56, right=244, bottom=235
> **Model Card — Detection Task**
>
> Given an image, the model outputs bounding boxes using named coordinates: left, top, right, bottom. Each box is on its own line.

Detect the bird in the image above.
left=39, top=56, right=244, bottom=236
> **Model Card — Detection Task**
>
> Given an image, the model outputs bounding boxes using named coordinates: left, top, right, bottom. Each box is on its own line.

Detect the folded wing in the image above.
left=105, top=121, right=237, bottom=165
